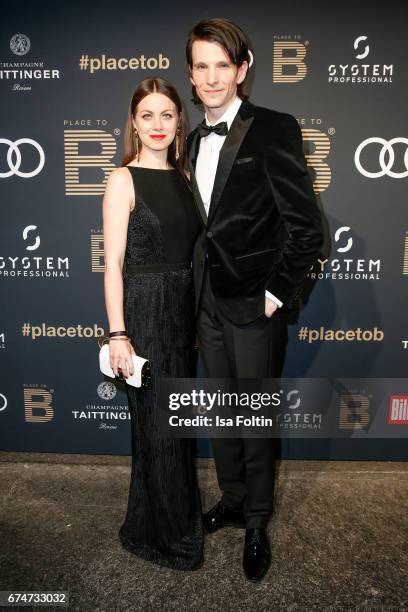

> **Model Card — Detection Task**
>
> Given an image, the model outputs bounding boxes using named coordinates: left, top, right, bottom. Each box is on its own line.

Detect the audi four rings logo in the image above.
left=0, top=138, right=45, bottom=178
left=0, top=394, right=7, bottom=412
left=355, top=137, right=408, bottom=178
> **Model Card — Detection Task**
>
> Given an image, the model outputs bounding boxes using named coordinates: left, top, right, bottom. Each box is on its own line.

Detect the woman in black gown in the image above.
left=102, top=78, right=203, bottom=570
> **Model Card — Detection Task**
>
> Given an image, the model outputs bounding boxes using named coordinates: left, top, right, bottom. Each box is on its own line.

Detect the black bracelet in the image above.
left=109, top=330, right=127, bottom=338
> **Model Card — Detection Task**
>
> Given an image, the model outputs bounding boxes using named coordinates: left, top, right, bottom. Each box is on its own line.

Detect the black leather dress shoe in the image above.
left=202, top=501, right=245, bottom=534
left=243, top=528, right=271, bottom=582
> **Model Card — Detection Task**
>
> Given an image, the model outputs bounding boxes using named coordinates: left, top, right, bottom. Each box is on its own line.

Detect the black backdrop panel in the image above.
left=1, top=0, right=407, bottom=458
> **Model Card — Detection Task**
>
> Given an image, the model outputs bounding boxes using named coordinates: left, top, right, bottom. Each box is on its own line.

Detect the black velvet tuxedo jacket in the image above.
left=187, top=99, right=323, bottom=325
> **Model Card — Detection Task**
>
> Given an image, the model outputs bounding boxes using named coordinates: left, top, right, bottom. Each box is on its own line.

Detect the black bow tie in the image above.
left=197, top=120, right=229, bottom=138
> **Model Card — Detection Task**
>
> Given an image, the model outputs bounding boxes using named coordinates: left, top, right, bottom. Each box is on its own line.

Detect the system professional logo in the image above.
left=262, top=389, right=323, bottom=431
left=1, top=34, right=61, bottom=92
left=274, top=389, right=322, bottom=430
left=355, top=137, right=408, bottom=179
left=0, top=138, right=45, bottom=178
left=328, top=36, right=393, bottom=85
left=0, top=225, right=70, bottom=279
left=272, top=35, right=309, bottom=83
left=388, top=395, right=408, bottom=424
left=308, top=226, right=381, bottom=281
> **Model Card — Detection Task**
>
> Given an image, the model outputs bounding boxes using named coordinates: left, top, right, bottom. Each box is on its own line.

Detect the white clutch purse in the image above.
left=98, top=338, right=151, bottom=388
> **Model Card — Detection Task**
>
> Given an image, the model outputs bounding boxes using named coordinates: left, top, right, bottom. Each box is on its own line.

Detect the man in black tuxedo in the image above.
left=186, top=18, right=323, bottom=582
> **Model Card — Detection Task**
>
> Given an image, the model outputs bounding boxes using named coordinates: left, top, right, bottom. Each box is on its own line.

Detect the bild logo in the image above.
left=0, top=138, right=45, bottom=178
left=388, top=396, right=408, bottom=425
left=355, top=137, right=408, bottom=178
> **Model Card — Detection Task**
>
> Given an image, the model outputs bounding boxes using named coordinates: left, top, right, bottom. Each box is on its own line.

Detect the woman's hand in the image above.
left=109, top=338, right=136, bottom=378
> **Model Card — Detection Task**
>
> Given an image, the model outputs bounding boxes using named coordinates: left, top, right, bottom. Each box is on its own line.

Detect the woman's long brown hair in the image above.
left=121, top=77, right=188, bottom=173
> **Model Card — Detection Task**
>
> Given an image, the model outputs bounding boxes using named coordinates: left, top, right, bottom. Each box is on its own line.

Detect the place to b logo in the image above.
left=273, top=40, right=308, bottom=83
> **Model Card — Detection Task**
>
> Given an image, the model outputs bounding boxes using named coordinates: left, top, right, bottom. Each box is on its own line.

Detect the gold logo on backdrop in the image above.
left=64, top=130, right=116, bottom=195
left=403, top=232, right=408, bottom=275
left=24, top=388, right=53, bottom=422
left=338, top=394, right=370, bottom=429
left=301, top=129, right=331, bottom=193
left=91, top=232, right=105, bottom=272
left=273, top=42, right=307, bottom=83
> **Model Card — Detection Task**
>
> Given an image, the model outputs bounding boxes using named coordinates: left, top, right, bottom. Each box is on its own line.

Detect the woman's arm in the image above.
left=102, top=167, right=135, bottom=376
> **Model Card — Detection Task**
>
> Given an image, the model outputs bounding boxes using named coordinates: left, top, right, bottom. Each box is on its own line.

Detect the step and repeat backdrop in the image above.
left=1, top=0, right=407, bottom=458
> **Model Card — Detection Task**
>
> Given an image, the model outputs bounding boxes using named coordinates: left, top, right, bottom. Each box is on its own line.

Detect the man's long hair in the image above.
left=185, top=18, right=251, bottom=105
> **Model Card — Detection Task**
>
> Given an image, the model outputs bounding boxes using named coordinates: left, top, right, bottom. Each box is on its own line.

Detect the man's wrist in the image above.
left=265, top=290, right=283, bottom=308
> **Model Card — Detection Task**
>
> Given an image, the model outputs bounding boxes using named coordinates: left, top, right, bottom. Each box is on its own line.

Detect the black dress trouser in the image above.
left=197, top=264, right=288, bottom=528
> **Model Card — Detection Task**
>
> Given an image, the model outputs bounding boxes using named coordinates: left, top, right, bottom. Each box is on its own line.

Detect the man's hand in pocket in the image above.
left=265, top=297, right=278, bottom=318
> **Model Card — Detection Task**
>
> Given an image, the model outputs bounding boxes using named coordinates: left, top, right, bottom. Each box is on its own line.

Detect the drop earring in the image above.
left=175, top=128, right=180, bottom=161
left=134, top=129, right=139, bottom=161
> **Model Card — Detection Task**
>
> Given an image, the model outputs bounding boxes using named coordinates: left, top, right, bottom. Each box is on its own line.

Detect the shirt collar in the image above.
left=204, top=96, right=243, bottom=130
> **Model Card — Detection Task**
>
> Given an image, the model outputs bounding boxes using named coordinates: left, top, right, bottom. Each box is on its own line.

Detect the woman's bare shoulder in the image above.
left=107, top=166, right=132, bottom=184
left=105, top=167, right=134, bottom=198
left=103, top=167, right=134, bottom=214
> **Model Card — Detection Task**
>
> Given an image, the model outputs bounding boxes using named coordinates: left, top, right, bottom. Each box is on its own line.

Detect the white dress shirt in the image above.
left=195, top=95, right=283, bottom=308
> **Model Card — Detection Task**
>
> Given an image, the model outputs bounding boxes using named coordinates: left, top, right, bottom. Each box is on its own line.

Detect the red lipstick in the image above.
left=150, top=134, right=166, bottom=141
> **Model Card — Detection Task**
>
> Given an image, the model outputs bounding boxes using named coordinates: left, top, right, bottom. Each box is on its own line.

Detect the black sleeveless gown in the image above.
left=118, top=166, right=204, bottom=570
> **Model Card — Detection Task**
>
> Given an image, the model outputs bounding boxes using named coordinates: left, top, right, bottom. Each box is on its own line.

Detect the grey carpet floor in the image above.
left=0, top=452, right=407, bottom=612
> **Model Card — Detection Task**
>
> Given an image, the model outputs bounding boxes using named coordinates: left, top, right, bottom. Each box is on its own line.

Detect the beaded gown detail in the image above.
left=118, top=166, right=203, bottom=570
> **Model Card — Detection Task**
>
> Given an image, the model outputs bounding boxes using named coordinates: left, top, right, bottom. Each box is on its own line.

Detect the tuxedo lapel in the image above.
left=207, top=101, right=255, bottom=227
left=189, top=162, right=207, bottom=227
left=188, top=128, right=201, bottom=170
left=188, top=129, right=207, bottom=226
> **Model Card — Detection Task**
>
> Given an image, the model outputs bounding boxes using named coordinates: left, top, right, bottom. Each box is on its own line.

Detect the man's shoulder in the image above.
left=250, top=103, right=298, bottom=131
